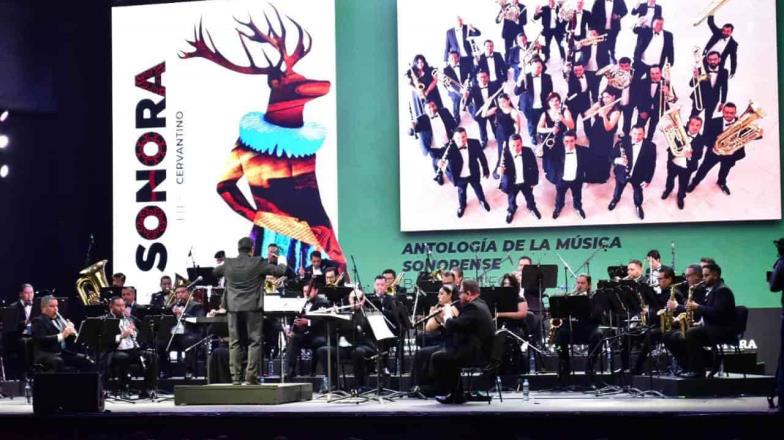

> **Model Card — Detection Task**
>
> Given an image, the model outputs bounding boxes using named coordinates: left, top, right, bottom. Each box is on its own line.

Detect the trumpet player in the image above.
left=608, top=125, right=656, bottom=220
left=476, top=40, right=508, bottom=90
left=534, top=0, right=566, bottom=63
left=590, top=0, right=628, bottom=64
left=31, top=295, right=93, bottom=372
left=661, top=115, right=705, bottom=209
left=444, top=16, right=481, bottom=68
left=576, top=27, right=612, bottom=105
left=440, top=127, right=491, bottom=218
left=687, top=102, right=759, bottom=196
left=514, top=58, right=553, bottom=144
left=105, top=296, right=158, bottom=397
left=552, top=131, right=588, bottom=220
left=412, top=100, right=457, bottom=185
left=630, top=0, right=662, bottom=30
left=150, top=275, right=173, bottom=309
left=690, top=51, right=729, bottom=119
left=554, top=274, right=602, bottom=381
left=702, top=15, right=738, bottom=78
left=632, top=16, right=674, bottom=81
left=565, top=0, right=592, bottom=47
left=443, top=51, right=472, bottom=119
left=498, top=134, right=541, bottom=224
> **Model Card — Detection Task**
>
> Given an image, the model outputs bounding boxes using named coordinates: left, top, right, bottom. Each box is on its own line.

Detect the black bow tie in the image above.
left=654, top=32, right=661, bottom=36
left=431, top=115, right=439, bottom=119
left=459, top=146, right=468, bottom=150
left=566, top=151, right=576, bottom=155
left=480, top=86, right=488, bottom=89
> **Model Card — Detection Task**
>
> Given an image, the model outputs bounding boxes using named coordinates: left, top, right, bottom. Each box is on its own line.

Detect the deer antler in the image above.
left=179, top=3, right=312, bottom=79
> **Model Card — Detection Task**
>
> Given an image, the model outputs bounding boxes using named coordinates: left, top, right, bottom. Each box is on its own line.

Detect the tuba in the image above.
left=659, top=107, right=692, bottom=158
left=76, top=260, right=109, bottom=305
left=714, top=101, right=765, bottom=156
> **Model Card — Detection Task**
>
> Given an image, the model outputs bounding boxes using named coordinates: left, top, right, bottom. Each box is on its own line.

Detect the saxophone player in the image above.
left=663, top=264, right=707, bottom=373
left=105, top=296, right=158, bottom=397
left=661, top=115, right=705, bottom=209
left=553, top=274, right=602, bottom=381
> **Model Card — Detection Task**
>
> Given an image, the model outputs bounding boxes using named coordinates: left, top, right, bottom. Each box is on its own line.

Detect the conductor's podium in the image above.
left=174, top=383, right=313, bottom=405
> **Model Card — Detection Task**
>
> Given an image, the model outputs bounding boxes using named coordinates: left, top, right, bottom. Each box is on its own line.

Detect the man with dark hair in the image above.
left=498, top=133, right=541, bottom=223
left=514, top=58, right=553, bottom=142
left=552, top=131, right=587, bottom=220
left=112, top=273, right=127, bottom=288
left=703, top=16, right=738, bottom=77
left=105, top=296, right=157, bottom=396
left=285, top=282, right=329, bottom=378
left=441, top=127, right=491, bottom=218
left=443, top=51, right=473, bottom=119
left=768, top=239, right=784, bottom=412
left=688, top=102, right=761, bottom=196
left=626, top=259, right=644, bottom=282
left=608, top=125, right=656, bottom=220
left=476, top=39, right=507, bottom=89
left=690, top=51, right=728, bottom=119
left=382, top=269, right=405, bottom=294
left=214, top=237, right=286, bottom=385
left=663, top=263, right=707, bottom=372
left=661, top=116, right=705, bottom=209
left=566, top=62, right=593, bottom=135
left=554, top=274, right=603, bottom=380
left=150, top=275, right=173, bottom=309
left=700, top=257, right=717, bottom=268
left=430, top=280, right=494, bottom=403
left=412, top=100, right=458, bottom=184
left=31, top=296, right=93, bottom=372
left=214, top=250, right=226, bottom=264
left=645, top=250, right=663, bottom=290
left=681, top=263, right=737, bottom=378
left=534, top=0, right=565, bottom=62
left=300, top=250, right=337, bottom=281
left=631, top=16, right=674, bottom=81
left=4, top=283, right=36, bottom=379
left=464, top=71, right=500, bottom=148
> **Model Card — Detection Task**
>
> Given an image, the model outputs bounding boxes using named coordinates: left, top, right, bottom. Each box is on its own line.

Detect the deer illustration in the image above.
left=180, top=3, right=345, bottom=268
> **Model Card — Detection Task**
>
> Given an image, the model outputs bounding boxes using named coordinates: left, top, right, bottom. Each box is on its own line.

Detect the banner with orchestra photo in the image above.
left=397, top=0, right=779, bottom=232
left=111, top=0, right=340, bottom=300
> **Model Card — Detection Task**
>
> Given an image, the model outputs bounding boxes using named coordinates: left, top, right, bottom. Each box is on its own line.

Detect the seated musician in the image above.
left=412, top=283, right=459, bottom=396
left=382, top=269, right=406, bottom=294
left=285, top=282, right=329, bottom=378
left=515, top=256, right=543, bottom=344
left=299, top=250, right=337, bottom=281
left=159, top=285, right=205, bottom=378
left=324, top=267, right=345, bottom=287
left=663, top=264, right=706, bottom=373
left=31, top=295, right=93, bottom=372
left=618, top=259, right=651, bottom=372
left=554, top=274, right=603, bottom=380
left=428, top=280, right=495, bottom=404
left=121, top=286, right=143, bottom=319
left=629, top=266, right=681, bottom=374
left=497, top=273, right=529, bottom=334
left=149, top=275, right=173, bottom=310
left=680, top=263, right=737, bottom=378
left=370, top=275, right=410, bottom=375
left=104, top=296, right=158, bottom=397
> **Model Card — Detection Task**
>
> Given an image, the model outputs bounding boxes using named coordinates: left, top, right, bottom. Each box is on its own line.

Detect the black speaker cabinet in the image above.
left=33, top=372, right=104, bottom=414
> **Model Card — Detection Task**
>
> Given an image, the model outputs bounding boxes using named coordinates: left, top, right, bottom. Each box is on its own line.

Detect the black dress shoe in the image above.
left=457, top=207, right=465, bottom=218
left=661, top=189, right=671, bottom=199
left=552, top=208, right=561, bottom=219
left=481, top=200, right=491, bottom=211
left=608, top=200, right=618, bottom=211
left=436, top=174, right=444, bottom=185
left=531, top=207, right=542, bottom=219
left=677, top=197, right=684, bottom=209
left=635, top=205, right=645, bottom=220
left=436, top=392, right=466, bottom=404
left=718, top=183, right=731, bottom=195
left=576, top=208, right=586, bottom=219
left=492, top=171, right=500, bottom=180
left=505, top=212, right=514, bottom=224
left=686, top=182, right=697, bottom=193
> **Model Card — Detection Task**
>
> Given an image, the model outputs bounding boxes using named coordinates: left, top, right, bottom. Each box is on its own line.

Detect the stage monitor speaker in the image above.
left=33, top=372, right=104, bottom=414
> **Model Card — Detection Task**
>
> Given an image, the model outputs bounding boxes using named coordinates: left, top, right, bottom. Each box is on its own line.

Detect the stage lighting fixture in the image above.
left=0, top=110, right=8, bottom=122
left=0, top=134, right=8, bottom=149
left=0, top=164, right=8, bottom=178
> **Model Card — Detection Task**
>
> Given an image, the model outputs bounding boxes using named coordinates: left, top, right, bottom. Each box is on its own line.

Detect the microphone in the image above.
left=426, top=244, right=433, bottom=256
left=185, top=276, right=203, bottom=290
left=188, top=246, right=193, bottom=257
left=89, top=233, right=95, bottom=242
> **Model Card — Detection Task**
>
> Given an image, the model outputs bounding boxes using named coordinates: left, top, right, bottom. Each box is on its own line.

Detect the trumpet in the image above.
left=575, top=33, right=607, bottom=49
left=694, top=0, right=732, bottom=27
left=584, top=97, right=622, bottom=119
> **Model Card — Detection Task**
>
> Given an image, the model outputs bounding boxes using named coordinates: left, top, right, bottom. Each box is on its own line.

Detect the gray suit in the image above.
left=214, top=254, right=285, bottom=382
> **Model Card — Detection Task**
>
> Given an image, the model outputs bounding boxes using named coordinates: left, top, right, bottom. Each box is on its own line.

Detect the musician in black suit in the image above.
left=299, top=250, right=338, bottom=281
left=441, top=128, right=491, bottom=218
left=514, top=59, right=553, bottom=143
left=413, top=100, right=457, bottom=184
left=681, top=263, right=738, bottom=378
left=465, top=71, right=501, bottom=147
left=284, top=282, right=329, bottom=378
left=567, top=62, right=592, bottom=135
left=554, top=275, right=603, bottom=380
left=661, top=116, right=705, bottom=210
left=616, top=58, right=637, bottom=136
left=576, top=27, right=612, bottom=100
left=506, top=33, right=540, bottom=82
left=31, top=296, right=93, bottom=372
left=121, top=286, right=143, bottom=319
left=160, top=284, right=206, bottom=378
left=552, top=131, right=587, bottom=219
left=2, top=284, right=35, bottom=379
left=630, top=266, right=682, bottom=374
left=631, top=0, right=663, bottom=28
left=429, top=280, right=495, bottom=403
left=444, top=16, right=481, bottom=66
left=149, top=275, right=173, bottom=309
left=566, top=0, right=592, bottom=46
left=591, top=0, right=628, bottom=63
left=688, top=103, right=761, bottom=196
left=443, top=51, right=473, bottom=119
left=495, top=1, right=527, bottom=56
left=534, top=0, right=566, bottom=62
left=690, top=51, right=729, bottom=119
left=104, top=296, right=158, bottom=396
left=608, top=125, right=656, bottom=220
left=476, top=40, right=507, bottom=89
left=703, top=16, right=738, bottom=78
left=663, top=263, right=707, bottom=372
left=9, top=283, right=35, bottom=337
left=632, top=65, right=667, bottom=142
left=632, top=17, right=674, bottom=81
left=498, top=134, right=541, bottom=223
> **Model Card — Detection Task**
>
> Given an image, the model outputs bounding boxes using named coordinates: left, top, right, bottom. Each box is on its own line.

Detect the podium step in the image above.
left=174, top=383, right=313, bottom=405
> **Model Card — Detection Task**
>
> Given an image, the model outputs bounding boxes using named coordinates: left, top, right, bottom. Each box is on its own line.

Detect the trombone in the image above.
left=659, top=62, right=678, bottom=119
left=690, top=47, right=709, bottom=112
left=694, top=0, right=732, bottom=27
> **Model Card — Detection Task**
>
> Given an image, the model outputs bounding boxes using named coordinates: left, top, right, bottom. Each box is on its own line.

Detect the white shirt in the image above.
left=116, top=316, right=137, bottom=351
left=452, top=64, right=462, bottom=85
left=563, top=151, right=578, bottom=181
left=514, top=153, right=526, bottom=184
left=312, top=266, right=323, bottom=276
left=650, top=82, right=658, bottom=98
left=621, top=86, right=631, bottom=106
left=605, top=0, right=614, bottom=29
left=458, top=145, right=471, bottom=178
left=456, top=26, right=468, bottom=57
left=481, top=86, right=490, bottom=103
left=631, top=142, right=643, bottom=172
left=586, top=45, right=599, bottom=71
left=709, top=68, right=718, bottom=88
left=673, top=132, right=694, bottom=168
left=429, top=114, right=449, bottom=148
left=578, top=75, right=588, bottom=92
left=532, top=76, right=543, bottom=109
left=23, top=303, right=32, bottom=334
left=642, top=31, right=664, bottom=66
left=574, top=11, right=585, bottom=37
left=644, top=6, right=655, bottom=27
left=549, top=6, right=557, bottom=28
left=486, top=55, right=498, bottom=82
left=710, top=37, right=729, bottom=57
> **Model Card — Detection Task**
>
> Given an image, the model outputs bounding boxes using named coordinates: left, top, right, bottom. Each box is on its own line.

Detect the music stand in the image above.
left=305, top=309, right=352, bottom=402
left=521, top=264, right=557, bottom=347
left=480, top=287, right=517, bottom=324
left=187, top=267, right=219, bottom=287
left=0, top=307, right=20, bottom=335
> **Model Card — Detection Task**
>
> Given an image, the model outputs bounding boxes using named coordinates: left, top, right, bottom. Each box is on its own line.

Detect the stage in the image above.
left=1, top=388, right=780, bottom=439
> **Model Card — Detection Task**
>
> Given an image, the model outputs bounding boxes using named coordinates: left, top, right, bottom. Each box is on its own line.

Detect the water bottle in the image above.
left=24, top=379, right=32, bottom=404
left=320, top=375, right=329, bottom=393
left=522, top=378, right=530, bottom=402
left=528, top=349, right=536, bottom=374
left=268, top=358, right=275, bottom=377
left=605, top=345, right=613, bottom=373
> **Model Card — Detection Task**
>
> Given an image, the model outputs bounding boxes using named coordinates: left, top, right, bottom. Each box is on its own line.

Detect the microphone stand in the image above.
left=574, top=246, right=607, bottom=276
left=350, top=255, right=363, bottom=292
left=555, top=252, right=578, bottom=291
left=85, top=234, right=95, bottom=267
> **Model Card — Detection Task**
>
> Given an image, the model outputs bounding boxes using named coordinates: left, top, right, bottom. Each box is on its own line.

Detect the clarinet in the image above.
left=408, top=101, right=418, bottom=139
left=434, top=141, right=456, bottom=182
